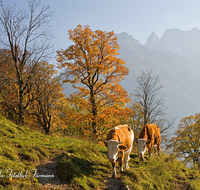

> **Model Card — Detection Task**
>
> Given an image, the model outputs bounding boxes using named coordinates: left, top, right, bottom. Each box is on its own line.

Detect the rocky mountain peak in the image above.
left=144, top=32, right=163, bottom=51
left=147, top=32, right=159, bottom=42
left=116, top=32, right=141, bottom=45
left=191, top=27, right=200, bottom=33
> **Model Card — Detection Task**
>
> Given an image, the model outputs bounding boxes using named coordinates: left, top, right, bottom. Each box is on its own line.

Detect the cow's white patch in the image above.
left=130, top=129, right=134, bottom=151
left=107, top=140, right=121, bottom=161
left=124, top=129, right=134, bottom=168
left=112, top=166, right=116, bottom=178
left=137, top=139, right=147, bottom=157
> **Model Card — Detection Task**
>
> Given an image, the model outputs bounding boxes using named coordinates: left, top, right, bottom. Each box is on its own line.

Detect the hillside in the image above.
left=0, top=116, right=200, bottom=189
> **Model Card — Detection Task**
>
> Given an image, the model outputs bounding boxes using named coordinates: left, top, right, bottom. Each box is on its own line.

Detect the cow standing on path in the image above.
left=104, top=125, right=134, bottom=178
left=136, top=124, right=161, bottom=162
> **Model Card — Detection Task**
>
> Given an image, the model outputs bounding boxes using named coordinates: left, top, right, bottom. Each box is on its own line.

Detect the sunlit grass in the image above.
left=0, top=116, right=200, bottom=189
left=122, top=149, right=200, bottom=190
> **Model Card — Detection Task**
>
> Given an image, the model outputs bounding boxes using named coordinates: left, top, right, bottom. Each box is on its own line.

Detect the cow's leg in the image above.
left=124, top=151, right=130, bottom=169
left=112, top=162, right=116, bottom=178
left=153, top=145, right=156, bottom=154
left=119, top=155, right=124, bottom=173
left=148, top=146, right=152, bottom=159
left=157, top=142, right=161, bottom=157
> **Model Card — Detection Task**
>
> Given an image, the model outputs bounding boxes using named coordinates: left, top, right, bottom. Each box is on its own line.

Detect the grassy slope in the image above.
left=0, top=116, right=200, bottom=190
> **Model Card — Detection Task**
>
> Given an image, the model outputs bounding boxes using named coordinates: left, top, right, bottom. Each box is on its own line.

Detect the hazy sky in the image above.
left=3, top=0, right=200, bottom=56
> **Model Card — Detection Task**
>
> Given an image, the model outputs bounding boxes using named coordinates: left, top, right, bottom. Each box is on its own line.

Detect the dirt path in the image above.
left=36, top=157, right=72, bottom=190
left=104, top=176, right=123, bottom=190
left=36, top=157, right=126, bottom=190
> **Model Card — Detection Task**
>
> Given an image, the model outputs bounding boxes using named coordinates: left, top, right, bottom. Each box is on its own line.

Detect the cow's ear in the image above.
left=103, top=140, right=108, bottom=147
left=118, top=145, right=127, bottom=151
left=146, top=140, right=151, bottom=145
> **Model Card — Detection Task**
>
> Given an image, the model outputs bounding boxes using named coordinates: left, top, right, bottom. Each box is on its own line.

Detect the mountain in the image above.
left=145, top=32, right=164, bottom=51
left=145, top=28, right=200, bottom=66
left=116, top=32, right=200, bottom=130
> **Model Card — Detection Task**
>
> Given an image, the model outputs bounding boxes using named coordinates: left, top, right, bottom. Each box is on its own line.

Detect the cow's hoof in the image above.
left=125, top=165, right=129, bottom=169
left=119, top=168, right=124, bottom=173
left=112, top=175, right=116, bottom=178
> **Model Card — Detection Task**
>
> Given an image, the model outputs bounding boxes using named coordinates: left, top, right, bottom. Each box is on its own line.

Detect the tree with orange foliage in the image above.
left=57, top=25, right=130, bottom=139
left=0, top=49, right=19, bottom=121
left=167, top=114, right=200, bottom=167
left=27, top=62, right=66, bottom=135
left=0, top=50, right=66, bottom=134
left=61, top=93, right=132, bottom=139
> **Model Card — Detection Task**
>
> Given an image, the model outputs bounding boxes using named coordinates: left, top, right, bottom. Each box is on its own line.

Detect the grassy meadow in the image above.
left=0, top=116, right=200, bottom=189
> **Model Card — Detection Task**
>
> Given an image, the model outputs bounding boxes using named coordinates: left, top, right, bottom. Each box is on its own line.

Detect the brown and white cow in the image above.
left=104, top=125, right=134, bottom=178
left=136, top=124, right=161, bottom=162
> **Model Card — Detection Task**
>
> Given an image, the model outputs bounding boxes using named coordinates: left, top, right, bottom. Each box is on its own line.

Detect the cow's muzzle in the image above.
left=139, top=153, right=144, bottom=162
left=109, top=159, right=114, bottom=162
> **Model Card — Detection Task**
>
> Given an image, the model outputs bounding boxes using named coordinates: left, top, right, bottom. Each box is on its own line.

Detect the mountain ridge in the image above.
left=145, top=28, right=200, bottom=66
left=116, top=31, right=200, bottom=128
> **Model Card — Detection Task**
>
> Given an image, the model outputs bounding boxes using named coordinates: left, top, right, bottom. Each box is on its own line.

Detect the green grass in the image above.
left=57, top=141, right=111, bottom=189
left=122, top=152, right=200, bottom=190
left=0, top=116, right=200, bottom=190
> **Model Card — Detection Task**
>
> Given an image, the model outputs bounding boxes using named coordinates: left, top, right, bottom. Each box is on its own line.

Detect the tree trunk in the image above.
left=44, top=125, right=50, bottom=135
left=45, top=116, right=51, bottom=135
left=143, top=102, right=148, bottom=127
left=18, top=80, right=24, bottom=126
left=90, top=90, right=97, bottom=139
left=42, top=116, right=51, bottom=135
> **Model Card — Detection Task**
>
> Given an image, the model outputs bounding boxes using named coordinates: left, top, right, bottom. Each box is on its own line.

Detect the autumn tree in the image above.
left=0, top=0, right=53, bottom=125
left=61, top=93, right=132, bottom=139
left=0, top=49, right=19, bottom=121
left=0, top=49, right=65, bottom=134
left=27, top=62, right=65, bottom=135
left=57, top=25, right=130, bottom=139
left=167, top=114, right=200, bottom=167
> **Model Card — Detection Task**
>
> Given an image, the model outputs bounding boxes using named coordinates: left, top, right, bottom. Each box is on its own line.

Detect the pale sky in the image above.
left=3, top=0, right=200, bottom=59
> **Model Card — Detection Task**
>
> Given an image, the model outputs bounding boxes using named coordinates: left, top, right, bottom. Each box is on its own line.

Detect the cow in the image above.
left=136, top=124, right=161, bottom=162
left=104, top=124, right=134, bottom=178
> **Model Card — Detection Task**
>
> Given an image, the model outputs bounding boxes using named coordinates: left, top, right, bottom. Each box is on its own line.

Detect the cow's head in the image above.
left=104, top=139, right=127, bottom=162
left=136, top=138, right=151, bottom=161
